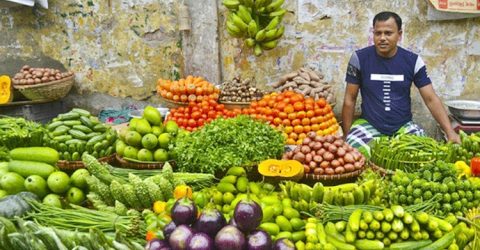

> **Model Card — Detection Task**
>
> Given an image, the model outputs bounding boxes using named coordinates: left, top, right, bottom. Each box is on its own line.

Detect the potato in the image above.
left=325, top=168, right=335, bottom=175
left=313, top=167, right=324, bottom=175
left=320, top=161, right=330, bottom=169
left=337, top=158, right=344, bottom=166
left=330, top=159, right=340, bottom=168
left=323, top=151, right=334, bottom=161
left=303, top=165, right=310, bottom=174
left=334, top=166, right=345, bottom=174
left=293, top=152, right=306, bottom=162
left=337, top=147, right=346, bottom=157
left=317, top=148, right=326, bottom=157
left=343, top=153, right=355, bottom=163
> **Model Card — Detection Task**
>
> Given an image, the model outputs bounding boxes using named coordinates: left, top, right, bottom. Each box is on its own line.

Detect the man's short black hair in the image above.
left=373, top=11, right=402, bottom=31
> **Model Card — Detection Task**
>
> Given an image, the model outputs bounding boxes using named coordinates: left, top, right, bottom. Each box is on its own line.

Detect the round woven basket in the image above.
left=157, top=95, right=189, bottom=109
left=368, top=161, right=395, bottom=176
left=56, top=154, right=116, bottom=172
left=219, top=101, right=251, bottom=110
left=304, top=166, right=364, bottom=181
left=115, top=154, right=175, bottom=169
left=13, top=75, right=74, bottom=101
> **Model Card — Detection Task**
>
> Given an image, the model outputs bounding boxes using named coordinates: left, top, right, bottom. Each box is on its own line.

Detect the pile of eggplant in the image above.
left=146, top=197, right=295, bottom=250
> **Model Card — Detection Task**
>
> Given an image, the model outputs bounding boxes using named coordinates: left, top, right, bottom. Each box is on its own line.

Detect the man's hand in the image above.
left=446, top=131, right=461, bottom=144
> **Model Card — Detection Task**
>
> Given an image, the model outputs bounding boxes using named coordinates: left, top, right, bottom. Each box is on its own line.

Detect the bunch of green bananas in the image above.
left=223, top=0, right=286, bottom=56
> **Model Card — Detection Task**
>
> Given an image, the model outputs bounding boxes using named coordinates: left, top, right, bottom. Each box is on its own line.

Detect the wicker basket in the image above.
left=56, top=154, right=116, bottom=172
left=115, top=154, right=175, bottom=169
left=303, top=166, right=365, bottom=185
left=157, top=95, right=189, bottom=109
left=13, top=75, right=74, bottom=101
left=219, top=101, right=251, bottom=110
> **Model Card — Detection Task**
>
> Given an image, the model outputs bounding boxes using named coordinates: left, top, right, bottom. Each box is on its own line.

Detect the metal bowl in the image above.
left=445, top=100, right=480, bottom=120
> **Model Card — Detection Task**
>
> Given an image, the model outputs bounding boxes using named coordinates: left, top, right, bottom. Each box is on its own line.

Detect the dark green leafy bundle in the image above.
left=0, top=116, right=46, bottom=149
left=172, top=115, right=285, bottom=174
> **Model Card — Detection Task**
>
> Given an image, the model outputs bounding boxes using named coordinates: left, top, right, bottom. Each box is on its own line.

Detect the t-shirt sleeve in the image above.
left=345, top=52, right=361, bottom=84
left=413, top=56, right=432, bottom=88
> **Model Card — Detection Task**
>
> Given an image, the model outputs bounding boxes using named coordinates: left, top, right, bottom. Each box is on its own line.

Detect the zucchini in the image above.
left=418, top=231, right=454, bottom=250
left=87, top=134, right=106, bottom=146
left=355, top=239, right=384, bottom=250
left=9, top=147, right=59, bottom=165
left=325, top=222, right=346, bottom=242
left=389, top=240, right=432, bottom=250
left=8, top=160, right=55, bottom=179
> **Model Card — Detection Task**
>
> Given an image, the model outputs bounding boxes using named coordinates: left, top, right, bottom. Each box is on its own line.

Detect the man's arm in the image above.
left=342, top=83, right=360, bottom=138
left=418, top=84, right=460, bottom=143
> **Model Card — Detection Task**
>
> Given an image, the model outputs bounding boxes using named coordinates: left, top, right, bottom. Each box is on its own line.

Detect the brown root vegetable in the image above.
left=293, top=147, right=301, bottom=154
left=312, top=142, right=322, bottom=150
left=325, top=168, right=335, bottom=175
left=280, top=81, right=297, bottom=91
left=343, top=153, right=355, bottom=163
left=328, top=144, right=338, bottom=154
left=323, top=152, right=335, bottom=161
left=313, top=155, right=323, bottom=163
left=325, top=135, right=335, bottom=143
left=352, top=151, right=362, bottom=161
left=330, top=159, right=340, bottom=168
left=317, top=148, right=326, bottom=156
left=337, top=158, right=344, bottom=166
left=303, top=165, right=310, bottom=174
left=344, top=163, right=355, bottom=172
left=292, top=76, right=309, bottom=85
left=313, top=167, right=324, bottom=175
left=308, top=141, right=316, bottom=149
left=293, top=152, right=306, bottom=162
left=308, top=70, right=320, bottom=81
left=320, top=161, right=330, bottom=169
left=309, top=161, right=317, bottom=169
left=307, top=131, right=317, bottom=139
left=333, top=140, right=343, bottom=147
left=336, top=147, right=346, bottom=157
left=335, top=166, right=345, bottom=174
left=323, top=142, right=331, bottom=149
left=300, top=145, right=311, bottom=154
left=354, top=161, right=363, bottom=170
left=302, top=137, right=312, bottom=145
left=305, top=153, right=313, bottom=164
left=315, top=135, right=324, bottom=142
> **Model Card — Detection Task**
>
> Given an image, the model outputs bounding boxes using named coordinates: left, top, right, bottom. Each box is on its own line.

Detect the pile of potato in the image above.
left=283, top=133, right=365, bottom=175
left=219, top=76, right=265, bottom=103
left=12, top=65, right=74, bottom=85
left=272, top=67, right=335, bottom=104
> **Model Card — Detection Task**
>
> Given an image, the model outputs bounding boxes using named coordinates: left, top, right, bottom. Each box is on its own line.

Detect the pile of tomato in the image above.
left=241, top=90, right=339, bottom=145
left=166, top=98, right=242, bottom=131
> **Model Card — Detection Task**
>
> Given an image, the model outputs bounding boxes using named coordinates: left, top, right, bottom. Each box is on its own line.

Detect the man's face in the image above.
left=373, top=17, right=402, bottom=58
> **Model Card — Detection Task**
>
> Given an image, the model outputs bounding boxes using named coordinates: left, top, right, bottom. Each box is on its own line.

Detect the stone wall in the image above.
left=1, top=0, right=479, bottom=135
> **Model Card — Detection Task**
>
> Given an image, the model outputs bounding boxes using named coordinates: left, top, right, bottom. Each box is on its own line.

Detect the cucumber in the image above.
left=93, top=124, right=107, bottom=132
left=9, top=147, right=59, bottom=165
left=71, top=108, right=91, bottom=116
left=327, top=235, right=355, bottom=250
left=355, top=239, right=384, bottom=250
left=68, top=129, right=88, bottom=140
left=348, top=209, right=363, bottom=232
left=418, top=231, right=454, bottom=250
left=46, top=121, right=64, bottom=131
left=80, top=115, right=94, bottom=128
left=389, top=240, right=432, bottom=250
left=63, top=120, right=82, bottom=126
left=8, top=160, right=55, bottom=179
left=87, top=134, right=106, bottom=146
left=72, top=125, right=93, bottom=134
left=52, top=125, right=70, bottom=136
left=58, top=112, right=80, bottom=121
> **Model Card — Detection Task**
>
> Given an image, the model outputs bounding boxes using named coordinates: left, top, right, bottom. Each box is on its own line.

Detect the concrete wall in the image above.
left=1, top=0, right=479, bottom=135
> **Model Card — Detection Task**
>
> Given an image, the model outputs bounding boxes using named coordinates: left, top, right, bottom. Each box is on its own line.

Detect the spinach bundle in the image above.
left=172, top=115, right=285, bottom=174
left=0, top=116, right=46, bottom=149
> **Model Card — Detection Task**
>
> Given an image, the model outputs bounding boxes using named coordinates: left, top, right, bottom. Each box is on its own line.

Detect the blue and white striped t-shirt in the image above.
left=345, top=46, right=431, bottom=135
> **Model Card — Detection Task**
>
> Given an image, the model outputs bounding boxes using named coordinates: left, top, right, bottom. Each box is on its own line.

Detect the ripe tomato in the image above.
left=187, top=119, right=197, bottom=128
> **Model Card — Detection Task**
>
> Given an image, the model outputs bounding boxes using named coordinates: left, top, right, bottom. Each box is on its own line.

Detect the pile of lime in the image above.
left=116, top=106, right=182, bottom=162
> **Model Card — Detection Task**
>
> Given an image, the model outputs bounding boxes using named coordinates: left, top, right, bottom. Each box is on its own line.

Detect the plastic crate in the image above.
left=0, top=100, right=67, bottom=124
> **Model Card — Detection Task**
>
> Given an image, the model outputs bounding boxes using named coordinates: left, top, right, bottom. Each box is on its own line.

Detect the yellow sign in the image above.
left=428, top=0, right=480, bottom=13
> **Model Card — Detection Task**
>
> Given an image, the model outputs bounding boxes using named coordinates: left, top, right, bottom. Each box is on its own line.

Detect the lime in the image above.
left=153, top=148, right=169, bottom=162
left=47, top=171, right=70, bottom=194
left=141, top=133, right=158, bottom=150
left=0, top=172, right=26, bottom=194
left=118, top=126, right=129, bottom=141
left=0, top=190, right=7, bottom=199
left=70, top=168, right=90, bottom=189
left=115, top=140, right=127, bottom=156
left=43, top=193, right=63, bottom=208
left=66, top=187, right=86, bottom=205
left=125, top=131, right=142, bottom=147
left=158, top=133, right=171, bottom=149
left=135, top=118, right=152, bottom=135
left=165, top=120, right=179, bottom=134
left=137, top=148, right=153, bottom=161
left=24, top=175, right=48, bottom=198
left=123, top=146, right=139, bottom=159
left=143, top=106, right=162, bottom=126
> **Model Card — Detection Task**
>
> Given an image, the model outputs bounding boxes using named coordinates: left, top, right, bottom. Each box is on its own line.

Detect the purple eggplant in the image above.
left=169, top=225, right=194, bottom=250
left=172, top=198, right=198, bottom=226
left=163, top=221, right=177, bottom=241
left=186, top=232, right=215, bottom=250
left=246, top=230, right=272, bottom=250
left=273, top=238, right=295, bottom=250
left=229, top=217, right=238, bottom=227
left=233, top=200, right=263, bottom=233
left=214, top=225, right=246, bottom=250
left=193, top=207, right=226, bottom=238
left=146, top=239, right=171, bottom=250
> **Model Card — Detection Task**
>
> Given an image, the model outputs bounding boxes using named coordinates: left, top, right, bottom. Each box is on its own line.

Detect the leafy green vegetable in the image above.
left=172, top=115, right=285, bottom=174
left=0, top=116, right=46, bottom=149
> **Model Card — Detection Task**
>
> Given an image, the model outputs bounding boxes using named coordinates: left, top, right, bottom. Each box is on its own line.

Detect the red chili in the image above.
left=470, top=157, right=480, bottom=177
